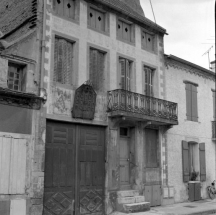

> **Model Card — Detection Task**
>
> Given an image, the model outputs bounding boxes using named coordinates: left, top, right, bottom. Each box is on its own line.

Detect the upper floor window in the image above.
left=53, top=0, right=76, bottom=19
left=185, top=82, right=198, bottom=122
left=7, top=62, right=26, bottom=91
left=119, top=58, right=132, bottom=91
left=141, top=30, right=154, bottom=52
left=88, top=6, right=107, bottom=32
left=212, top=90, right=215, bottom=119
left=144, top=66, right=154, bottom=96
left=54, top=37, right=74, bottom=85
left=89, top=48, right=105, bottom=92
left=117, top=19, right=135, bottom=43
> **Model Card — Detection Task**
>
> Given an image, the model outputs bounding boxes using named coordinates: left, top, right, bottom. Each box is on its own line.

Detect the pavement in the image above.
left=110, top=199, right=216, bottom=215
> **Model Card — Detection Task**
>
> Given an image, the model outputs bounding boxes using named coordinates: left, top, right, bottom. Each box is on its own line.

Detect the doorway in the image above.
left=43, top=121, right=105, bottom=215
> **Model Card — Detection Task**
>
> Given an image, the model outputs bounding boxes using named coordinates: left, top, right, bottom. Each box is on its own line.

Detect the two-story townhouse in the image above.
left=40, top=0, right=179, bottom=215
left=164, top=55, right=216, bottom=204
left=0, top=0, right=47, bottom=214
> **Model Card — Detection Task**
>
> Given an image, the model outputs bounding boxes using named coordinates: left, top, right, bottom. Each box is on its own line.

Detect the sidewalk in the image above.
left=111, top=199, right=216, bottom=215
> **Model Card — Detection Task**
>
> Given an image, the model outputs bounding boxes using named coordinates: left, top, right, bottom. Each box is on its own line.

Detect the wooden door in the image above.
left=119, top=137, right=130, bottom=188
left=43, top=122, right=105, bottom=215
left=79, top=126, right=105, bottom=215
left=144, top=185, right=161, bottom=207
left=43, top=122, right=76, bottom=215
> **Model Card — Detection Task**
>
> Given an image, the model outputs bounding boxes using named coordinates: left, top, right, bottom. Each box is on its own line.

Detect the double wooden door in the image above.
left=43, top=121, right=105, bottom=215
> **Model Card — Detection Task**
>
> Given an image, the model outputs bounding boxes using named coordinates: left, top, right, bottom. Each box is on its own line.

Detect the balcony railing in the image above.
left=107, top=89, right=178, bottom=122
left=212, top=121, right=216, bottom=139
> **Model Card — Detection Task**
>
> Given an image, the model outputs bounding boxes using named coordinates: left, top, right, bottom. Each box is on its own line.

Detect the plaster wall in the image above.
left=165, top=64, right=215, bottom=203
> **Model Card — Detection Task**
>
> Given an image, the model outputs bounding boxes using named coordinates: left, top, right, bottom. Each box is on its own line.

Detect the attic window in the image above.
left=53, top=0, right=76, bottom=19
left=117, top=19, right=134, bottom=43
left=89, top=7, right=105, bottom=32
left=141, top=30, right=154, bottom=52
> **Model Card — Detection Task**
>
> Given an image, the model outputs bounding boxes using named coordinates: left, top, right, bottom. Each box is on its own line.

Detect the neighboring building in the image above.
left=164, top=55, right=216, bottom=203
left=210, top=60, right=215, bottom=73
left=40, top=0, right=178, bottom=214
left=0, top=0, right=46, bottom=214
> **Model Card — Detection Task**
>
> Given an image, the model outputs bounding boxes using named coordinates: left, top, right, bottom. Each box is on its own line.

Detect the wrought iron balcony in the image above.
left=107, top=89, right=178, bottom=125
left=212, top=121, right=216, bottom=139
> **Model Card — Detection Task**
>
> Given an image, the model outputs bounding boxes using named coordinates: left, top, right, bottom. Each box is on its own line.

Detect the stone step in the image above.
left=123, top=202, right=150, bottom=213
left=117, top=197, right=135, bottom=204
left=135, top=195, right=145, bottom=203
left=117, top=190, right=139, bottom=198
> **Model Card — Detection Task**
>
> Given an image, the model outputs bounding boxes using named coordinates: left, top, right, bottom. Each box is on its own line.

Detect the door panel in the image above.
left=44, top=122, right=105, bottom=215
left=79, top=126, right=105, bottom=215
left=43, top=123, right=76, bottom=215
left=119, top=137, right=130, bottom=187
left=152, top=185, right=161, bottom=206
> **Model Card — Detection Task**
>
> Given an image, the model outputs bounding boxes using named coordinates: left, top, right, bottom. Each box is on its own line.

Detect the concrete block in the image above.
left=135, top=195, right=145, bottom=203
left=117, top=190, right=139, bottom=198
left=117, top=197, right=135, bottom=204
left=123, top=202, right=150, bottom=213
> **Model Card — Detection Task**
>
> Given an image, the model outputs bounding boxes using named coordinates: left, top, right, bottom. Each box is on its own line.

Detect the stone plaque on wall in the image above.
left=72, top=81, right=96, bottom=120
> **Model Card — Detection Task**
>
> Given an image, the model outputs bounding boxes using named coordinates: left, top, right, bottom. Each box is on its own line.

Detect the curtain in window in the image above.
left=54, top=38, right=73, bottom=85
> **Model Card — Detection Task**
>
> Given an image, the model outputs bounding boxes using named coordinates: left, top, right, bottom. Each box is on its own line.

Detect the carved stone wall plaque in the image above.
left=72, top=81, right=96, bottom=120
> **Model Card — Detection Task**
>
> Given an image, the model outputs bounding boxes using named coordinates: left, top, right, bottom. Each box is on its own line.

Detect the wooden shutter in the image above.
left=119, top=59, right=126, bottom=89
left=56, top=0, right=64, bottom=16
left=97, top=51, right=105, bottom=91
left=182, top=140, right=189, bottom=182
left=145, top=67, right=153, bottom=96
left=0, top=58, right=8, bottom=88
left=64, top=0, right=75, bottom=19
left=126, top=60, right=130, bottom=91
left=186, top=84, right=192, bottom=120
left=142, top=31, right=147, bottom=49
left=199, top=143, right=206, bottom=181
left=123, top=22, right=130, bottom=41
left=146, top=33, right=153, bottom=51
left=89, top=7, right=96, bottom=28
left=90, top=49, right=98, bottom=89
left=96, top=10, right=105, bottom=31
left=117, top=20, right=123, bottom=39
left=191, top=85, right=198, bottom=121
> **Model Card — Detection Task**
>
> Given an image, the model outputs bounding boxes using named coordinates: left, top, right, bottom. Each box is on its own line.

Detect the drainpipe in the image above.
left=40, top=0, right=47, bottom=92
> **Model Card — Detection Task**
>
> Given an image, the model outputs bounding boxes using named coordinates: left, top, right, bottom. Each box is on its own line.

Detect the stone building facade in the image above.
left=164, top=55, right=216, bottom=203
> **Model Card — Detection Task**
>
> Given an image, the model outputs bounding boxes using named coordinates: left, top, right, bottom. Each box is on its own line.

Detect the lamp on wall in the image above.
left=39, top=88, right=47, bottom=104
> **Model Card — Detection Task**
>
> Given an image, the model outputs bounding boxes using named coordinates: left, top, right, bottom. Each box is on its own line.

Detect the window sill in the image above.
left=116, top=37, right=135, bottom=47
left=87, top=26, right=110, bottom=37
left=53, top=14, right=79, bottom=25
left=184, top=119, right=200, bottom=123
left=141, top=47, right=157, bottom=55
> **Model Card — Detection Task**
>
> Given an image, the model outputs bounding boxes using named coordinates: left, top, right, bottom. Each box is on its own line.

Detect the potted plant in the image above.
left=190, top=171, right=199, bottom=181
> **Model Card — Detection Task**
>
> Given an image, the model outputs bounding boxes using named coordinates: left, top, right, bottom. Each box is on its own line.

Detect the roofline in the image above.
left=165, top=54, right=215, bottom=76
left=93, top=0, right=167, bottom=35
left=210, top=60, right=216, bottom=64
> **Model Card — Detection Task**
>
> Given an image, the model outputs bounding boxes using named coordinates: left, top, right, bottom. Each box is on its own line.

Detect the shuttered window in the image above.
left=119, top=58, right=132, bottom=91
left=182, top=141, right=206, bottom=182
left=89, top=49, right=105, bottom=91
left=117, top=20, right=134, bottom=43
left=185, top=83, right=198, bottom=121
left=88, top=7, right=105, bottom=32
left=142, top=30, right=154, bottom=51
left=53, top=0, right=76, bottom=19
left=144, top=67, right=154, bottom=96
left=54, top=37, right=74, bottom=85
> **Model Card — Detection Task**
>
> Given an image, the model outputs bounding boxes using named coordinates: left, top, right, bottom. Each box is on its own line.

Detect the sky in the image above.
left=140, top=0, right=215, bottom=70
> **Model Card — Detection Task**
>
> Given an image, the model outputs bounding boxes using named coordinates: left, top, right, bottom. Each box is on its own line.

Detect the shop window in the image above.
left=7, top=62, right=26, bottom=91
left=54, top=37, right=74, bottom=85
left=142, top=30, right=154, bottom=52
left=53, top=0, right=76, bottom=19
left=119, top=58, right=132, bottom=91
left=182, top=141, right=206, bottom=182
left=117, top=19, right=134, bottom=43
left=89, top=48, right=105, bottom=91
left=144, top=66, right=154, bottom=96
left=185, top=82, right=198, bottom=121
left=88, top=7, right=106, bottom=32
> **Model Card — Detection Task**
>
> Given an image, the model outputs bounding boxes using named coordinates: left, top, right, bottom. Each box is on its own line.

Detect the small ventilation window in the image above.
left=6, top=5, right=8, bottom=9
left=118, top=24, right=121, bottom=29
left=120, top=127, right=129, bottom=136
left=57, top=0, right=61, bottom=4
left=98, top=16, right=101, bottom=21
left=90, top=12, right=93, bottom=17
left=125, top=28, right=128, bottom=32
left=54, top=0, right=76, bottom=19
left=89, top=7, right=106, bottom=32
left=148, top=37, right=151, bottom=42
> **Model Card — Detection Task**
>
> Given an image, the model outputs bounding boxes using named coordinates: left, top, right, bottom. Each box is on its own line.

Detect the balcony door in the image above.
left=119, top=58, right=131, bottom=91
left=144, top=67, right=154, bottom=96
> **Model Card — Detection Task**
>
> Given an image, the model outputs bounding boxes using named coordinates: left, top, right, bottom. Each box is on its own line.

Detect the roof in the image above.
left=93, top=0, right=167, bottom=34
left=165, top=54, right=215, bottom=79
left=211, top=60, right=216, bottom=64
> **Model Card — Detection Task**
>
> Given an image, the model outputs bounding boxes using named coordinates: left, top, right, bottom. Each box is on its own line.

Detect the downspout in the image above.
left=40, top=0, right=47, bottom=91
